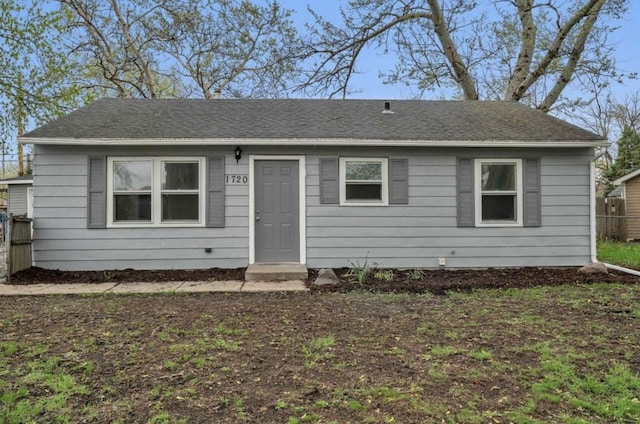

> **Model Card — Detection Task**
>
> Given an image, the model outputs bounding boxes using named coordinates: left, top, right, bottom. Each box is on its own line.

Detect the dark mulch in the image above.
left=8, top=265, right=639, bottom=295
left=9, top=267, right=246, bottom=285
left=312, top=267, right=640, bottom=295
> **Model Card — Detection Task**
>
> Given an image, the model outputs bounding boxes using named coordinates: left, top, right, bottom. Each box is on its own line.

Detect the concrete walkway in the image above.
left=0, top=280, right=309, bottom=296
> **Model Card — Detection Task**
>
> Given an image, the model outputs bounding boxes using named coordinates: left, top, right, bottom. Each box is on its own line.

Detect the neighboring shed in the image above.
left=606, top=186, right=623, bottom=198
left=0, top=175, right=33, bottom=218
left=612, top=169, right=640, bottom=240
left=20, top=98, right=607, bottom=271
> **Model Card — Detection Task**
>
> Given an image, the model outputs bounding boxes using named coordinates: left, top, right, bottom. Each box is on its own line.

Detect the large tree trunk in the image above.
left=427, top=0, right=478, bottom=100
left=505, top=0, right=536, bottom=100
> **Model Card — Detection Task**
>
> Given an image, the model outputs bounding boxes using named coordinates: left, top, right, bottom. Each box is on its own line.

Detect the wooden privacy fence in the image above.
left=7, top=215, right=32, bottom=276
left=596, top=197, right=627, bottom=240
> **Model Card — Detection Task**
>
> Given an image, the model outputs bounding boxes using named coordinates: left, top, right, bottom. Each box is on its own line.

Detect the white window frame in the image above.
left=106, top=157, right=206, bottom=228
left=339, top=157, right=389, bottom=206
left=474, top=158, right=523, bottom=227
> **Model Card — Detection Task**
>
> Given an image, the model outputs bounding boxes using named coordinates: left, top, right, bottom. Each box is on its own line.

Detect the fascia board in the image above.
left=613, top=168, right=640, bottom=186
left=21, top=137, right=608, bottom=148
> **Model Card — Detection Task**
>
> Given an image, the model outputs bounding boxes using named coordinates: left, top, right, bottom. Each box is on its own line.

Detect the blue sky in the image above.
left=279, top=0, right=640, bottom=102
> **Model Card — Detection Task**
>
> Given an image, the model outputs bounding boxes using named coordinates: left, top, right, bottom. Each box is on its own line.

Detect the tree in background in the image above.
left=577, top=89, right=640, bottom=193
left=300, top=0, right=632, bottom=114
left=59, top=0, right=302, bottom=99
left=602, top=128, right=640, bottom=194
left=0, top=0, right=87, bottom=175
left=0, top=0, right=302, bottom=176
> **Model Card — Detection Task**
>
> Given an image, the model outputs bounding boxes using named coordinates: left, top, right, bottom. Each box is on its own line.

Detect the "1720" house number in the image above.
left=225, top=175, right=248, bottom=184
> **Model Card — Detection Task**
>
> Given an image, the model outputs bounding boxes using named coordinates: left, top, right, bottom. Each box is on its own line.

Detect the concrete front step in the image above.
left=245, top=263, right=308, bottom=282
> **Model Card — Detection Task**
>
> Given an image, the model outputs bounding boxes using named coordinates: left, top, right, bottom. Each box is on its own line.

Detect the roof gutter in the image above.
left=20, top=137, right=607, bottom=148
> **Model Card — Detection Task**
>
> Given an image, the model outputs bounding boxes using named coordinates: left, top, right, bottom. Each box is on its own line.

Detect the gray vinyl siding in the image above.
left=32, top=144, right=593, bottom=271
left=304, top=147, right=593, bottom=269
left=33, top=145, right=248, bottom=270
left=8, top=184, right=30, bottom=215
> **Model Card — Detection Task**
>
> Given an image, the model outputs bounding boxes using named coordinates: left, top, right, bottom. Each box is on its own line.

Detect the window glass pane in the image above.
left=163, top=162, right=199, bottom=190
left=113, top=161, right=152, bottom=191
left=481, top=163, right=515, bottom=191
left=482, top=194, right=516, bottom=221
left=114, top=194, right=151, bottom=221
left=346, top=183, right=382, bottom=201
left=346, top=161, right=382, bottom=181
left=162, top=194, right=199, bottom=220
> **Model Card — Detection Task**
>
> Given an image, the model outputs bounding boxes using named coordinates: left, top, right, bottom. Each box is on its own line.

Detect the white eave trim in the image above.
left=20, top=136, right=608, bottom=148
left=0, top=179, right=33, bottom=185
left=613, top=168, right=640, bottom=186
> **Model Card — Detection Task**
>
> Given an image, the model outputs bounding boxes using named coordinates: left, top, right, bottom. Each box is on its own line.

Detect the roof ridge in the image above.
left=22, top=98, right=606, bottom=143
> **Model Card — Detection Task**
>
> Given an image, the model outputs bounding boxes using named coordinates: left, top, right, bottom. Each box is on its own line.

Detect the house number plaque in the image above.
left=225, top=175, right=248, bottom=184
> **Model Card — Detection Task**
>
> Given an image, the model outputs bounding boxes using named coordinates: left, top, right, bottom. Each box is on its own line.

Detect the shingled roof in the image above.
left=21, top=98, right=605, bottom=146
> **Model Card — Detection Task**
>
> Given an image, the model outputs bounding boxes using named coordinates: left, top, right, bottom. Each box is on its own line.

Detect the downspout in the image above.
left=590, top=150, right=605, bottom=263
left=604, top=262, right=640, bottom=277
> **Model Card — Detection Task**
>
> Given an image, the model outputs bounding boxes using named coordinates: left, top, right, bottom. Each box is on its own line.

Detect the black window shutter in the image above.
left=523, top=157, right=541, bottom=227
left=456, top=157, right=475, bottom=227
left=388, top=158, right=409, bottom=204
left=206, top=156, right=225, bottom=227
left=87, top=156, right=106, bottom=229
left=319, top=158, right=339, bottom=204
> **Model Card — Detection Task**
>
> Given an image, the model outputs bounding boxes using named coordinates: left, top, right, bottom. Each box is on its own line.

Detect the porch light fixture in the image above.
left=234, top=146, right=242, bottom=163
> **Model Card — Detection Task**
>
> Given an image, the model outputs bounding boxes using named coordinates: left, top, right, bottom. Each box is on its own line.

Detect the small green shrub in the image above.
left=408, top=269, right=424, bottom=280
left=374, top=269, right=394, bottom=281
left=344, top=255, right=375, bottom=284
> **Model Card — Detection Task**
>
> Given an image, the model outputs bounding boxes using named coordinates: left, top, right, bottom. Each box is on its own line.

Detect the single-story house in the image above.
left=20, top=99, right=606, bottom=271
left=612, top=169, right=640, bottom=240
left=0, top=175, right=34, bottom=218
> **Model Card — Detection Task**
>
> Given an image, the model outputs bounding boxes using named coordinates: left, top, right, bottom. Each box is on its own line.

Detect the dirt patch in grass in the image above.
left=10, top=266, right=640, bottom=296
left=1, top=284, right=639, bottom=423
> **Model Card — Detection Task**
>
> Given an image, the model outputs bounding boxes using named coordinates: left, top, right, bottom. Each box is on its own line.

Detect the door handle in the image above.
left=256, top=216, right=260, bottom=221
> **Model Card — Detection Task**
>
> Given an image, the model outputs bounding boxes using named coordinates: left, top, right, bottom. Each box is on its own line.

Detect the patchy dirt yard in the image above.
left=1, top=278, right=639, bottom=423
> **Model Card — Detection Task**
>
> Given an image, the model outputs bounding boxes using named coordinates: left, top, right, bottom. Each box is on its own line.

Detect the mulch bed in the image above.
left=313, top=267, right=640, bottom=295
left=8, top=267, right=246, bottom=285
left=8, top=266, right=639, bottom=295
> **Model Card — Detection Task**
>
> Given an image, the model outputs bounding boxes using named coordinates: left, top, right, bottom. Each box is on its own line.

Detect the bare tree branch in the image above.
left=108, top=0, right=157, bottom=98
left=538, top=0, right=605, bottom=111
left=301, top=0, right=629, bottom=114
left=510, top=0, right=603, bottom=101
left=426, top=0, right=477, bottom=99
left=505, top=0, right=536, bottom=98
left=61, top=0, right=302, bottom=99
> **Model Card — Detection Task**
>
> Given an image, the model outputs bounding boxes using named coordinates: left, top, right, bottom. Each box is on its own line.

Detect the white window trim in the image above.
left=339, top=157, right=389, bottom=206
left=106, top=157, right=206, bottom=228
left=474, top=158, right=523, bottom=227
left=27, top=187, right=34, bottom=219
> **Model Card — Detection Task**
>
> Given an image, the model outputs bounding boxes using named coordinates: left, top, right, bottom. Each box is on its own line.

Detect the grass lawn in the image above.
left=598, top=241, right=640, bottom=268
left=1, top=284, right=640, bottom=423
